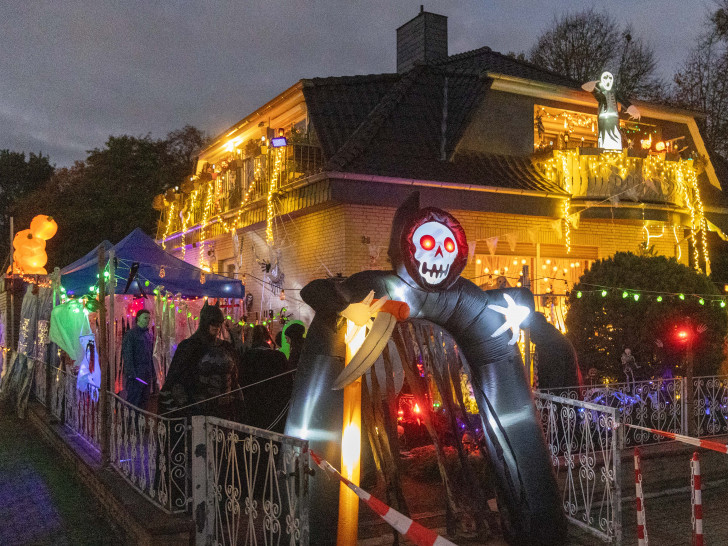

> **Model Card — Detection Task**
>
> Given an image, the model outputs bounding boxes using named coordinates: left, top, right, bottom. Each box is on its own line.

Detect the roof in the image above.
left=61, top=228, right=244, bottom=298
left=301, top=43, right=587, bottom=196
left=304, top=64, right=565, bottom=195
left=435, top=46, right=580, bottom=89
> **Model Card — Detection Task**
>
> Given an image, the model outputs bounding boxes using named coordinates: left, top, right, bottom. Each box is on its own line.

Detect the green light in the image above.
left=187, top=312, right=192, bottom=318
left=153, top=288, right=159, bottom=295
left=657, top=296, right=663, bottom=302
left=622, top=291, right=629, bottom=298
left=144, top=280, right=150, bottom=287
left=104, top=271, right=110, bottom=278
left=576, top=291, right=582, bottom=298
left=178, top=308, right=183, bottom=313
left=633, top=294, right=640, bottom=301
left=226, top=315, right=231, bottom=320
left=194, top=316, right=199, bottom=321
left=238, top=321, right=244, bottom=326
left=699, top=298, right=705, bottom=305
left=249, top=323, right=255, bottom=327
left=721, top=301, right=726, bottom=308
left=679, top=294, right=685, bottom=300
left=89, top=286, right=95, bottom=292
left=601, top=290, right=607, bottom=297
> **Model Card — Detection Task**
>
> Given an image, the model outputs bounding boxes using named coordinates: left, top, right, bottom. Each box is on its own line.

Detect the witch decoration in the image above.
left=582, top=70, right=640, bottom=150
left=285, top=193, right=569, bottom=545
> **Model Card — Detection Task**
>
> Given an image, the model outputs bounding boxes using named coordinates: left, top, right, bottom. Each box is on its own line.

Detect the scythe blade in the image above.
left=332, top=311, right=398, bottom=390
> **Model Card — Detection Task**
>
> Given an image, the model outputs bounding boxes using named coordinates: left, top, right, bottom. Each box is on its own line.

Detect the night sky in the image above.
left=0, top=1, right=713, bottom=167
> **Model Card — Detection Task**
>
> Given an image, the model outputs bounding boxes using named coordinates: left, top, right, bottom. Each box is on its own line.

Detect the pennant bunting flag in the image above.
left=486, top=236, right=498, bottom=256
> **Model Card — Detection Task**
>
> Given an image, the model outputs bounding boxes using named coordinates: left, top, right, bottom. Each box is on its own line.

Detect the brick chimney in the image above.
left=396, top=6, right=448, bottom=74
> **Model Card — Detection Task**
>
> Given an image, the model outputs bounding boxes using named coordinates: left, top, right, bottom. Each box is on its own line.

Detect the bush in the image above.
left=566, top=252, right=727, bottom=379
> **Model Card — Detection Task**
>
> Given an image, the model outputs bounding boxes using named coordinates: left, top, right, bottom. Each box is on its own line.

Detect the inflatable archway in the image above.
left=285, top=193, right=566, bottom=545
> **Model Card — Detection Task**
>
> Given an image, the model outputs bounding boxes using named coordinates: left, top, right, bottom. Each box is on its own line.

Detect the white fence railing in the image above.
left=191, top=415, right=310, bottom=546
left=110, top=393, right=190, bottom=513
left=534, top=392, right=622, bottom=545
left=540, top=378, right=684, bottom=447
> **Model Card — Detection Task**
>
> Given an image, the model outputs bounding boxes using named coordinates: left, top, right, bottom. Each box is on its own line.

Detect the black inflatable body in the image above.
left=285, top=194, right=566, bottom=545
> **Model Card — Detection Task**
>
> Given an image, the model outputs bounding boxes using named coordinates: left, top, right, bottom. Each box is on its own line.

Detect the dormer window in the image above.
left=534, top=105, right=657, bottom=152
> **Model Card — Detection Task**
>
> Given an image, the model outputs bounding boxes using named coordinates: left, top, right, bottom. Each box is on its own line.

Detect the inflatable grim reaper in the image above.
left=286, top=193, right=566, bottom=545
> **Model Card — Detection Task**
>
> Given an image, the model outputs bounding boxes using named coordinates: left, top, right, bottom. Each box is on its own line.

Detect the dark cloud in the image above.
left=0, top=1, right=710, bottom=167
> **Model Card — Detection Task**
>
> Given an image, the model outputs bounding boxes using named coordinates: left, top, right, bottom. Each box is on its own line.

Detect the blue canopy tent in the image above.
left=60, top=228, right=244, bottom=298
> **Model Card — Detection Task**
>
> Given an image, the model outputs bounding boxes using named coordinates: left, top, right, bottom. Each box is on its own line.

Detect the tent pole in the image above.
left=98, top=246, right=110, bottom=467
left=108, top=250, right=116, bottom=393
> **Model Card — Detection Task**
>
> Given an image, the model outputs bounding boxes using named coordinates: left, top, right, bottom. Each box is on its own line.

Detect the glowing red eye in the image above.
left=444, top=238, right=455, bottom=252
left=420, top=235, right=435, bottom=250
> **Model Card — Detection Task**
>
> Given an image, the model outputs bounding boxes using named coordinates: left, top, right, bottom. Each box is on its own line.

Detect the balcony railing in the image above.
left=534, top=148, right=701, bottom=208
left=158, top=143, right=324, bottom=241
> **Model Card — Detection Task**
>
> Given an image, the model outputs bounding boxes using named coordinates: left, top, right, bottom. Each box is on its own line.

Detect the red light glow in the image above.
left=420, top=235, right=435, bottom=250
left=444, top=237, right=455, bottom=252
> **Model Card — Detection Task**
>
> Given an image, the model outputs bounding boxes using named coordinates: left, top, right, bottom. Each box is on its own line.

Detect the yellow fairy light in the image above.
left=161, top=202, right=175, bottom=250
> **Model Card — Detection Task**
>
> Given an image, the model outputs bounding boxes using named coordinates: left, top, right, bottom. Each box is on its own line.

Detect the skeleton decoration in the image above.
left=286, top=193, right=566, bottom=545
left=402, top=207, right=468, bottom=290
left=582, top=70, right=640, bottom=150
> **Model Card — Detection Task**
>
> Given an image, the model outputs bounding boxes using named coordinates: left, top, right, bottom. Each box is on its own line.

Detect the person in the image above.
left=122, top=309, right=155, bottom=410
left=239, top=325, right=292, bottom=432
left=159, top=303, right=243, bottom=420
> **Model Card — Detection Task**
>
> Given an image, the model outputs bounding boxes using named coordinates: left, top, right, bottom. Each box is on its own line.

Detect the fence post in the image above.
left=613, top=410, right=622, bottom=545
left=681, top=377, right=689, bottom=436
left=191, top=416, right=211, bottom=546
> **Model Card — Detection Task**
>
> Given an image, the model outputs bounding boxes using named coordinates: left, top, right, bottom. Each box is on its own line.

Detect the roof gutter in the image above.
left=323, top=170, right=566, bottom=199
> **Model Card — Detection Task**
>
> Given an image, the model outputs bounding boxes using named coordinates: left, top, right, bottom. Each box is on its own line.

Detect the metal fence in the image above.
left=110, top=393, right=190, bottom=514
left=534, top=391, right=622, bottom=544
left=693, top=375, right=728, bottom=437
left=541, top=378, right=684, bottom=447
left=191, top=415, right=310, bottom=546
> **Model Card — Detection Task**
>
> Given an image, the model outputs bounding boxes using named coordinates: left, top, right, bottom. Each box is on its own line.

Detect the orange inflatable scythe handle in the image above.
left=374, top=299, right=410, bottom=321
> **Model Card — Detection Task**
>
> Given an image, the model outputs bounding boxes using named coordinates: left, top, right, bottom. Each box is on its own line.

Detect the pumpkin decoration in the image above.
left=10, top=214, right=57, bottom=275
left=30, top=215, right=58, bottom=240
left=12, top=229, right=32, bottom=249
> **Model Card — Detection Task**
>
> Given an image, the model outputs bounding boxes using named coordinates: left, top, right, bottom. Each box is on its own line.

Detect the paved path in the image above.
left=0, top=402, right=123, bottom=545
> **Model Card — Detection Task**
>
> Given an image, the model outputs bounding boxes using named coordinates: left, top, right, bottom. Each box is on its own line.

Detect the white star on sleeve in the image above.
left=487, top=293, right=530, bottom=345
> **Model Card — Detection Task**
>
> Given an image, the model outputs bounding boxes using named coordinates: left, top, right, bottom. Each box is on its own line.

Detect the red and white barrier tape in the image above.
left=623, top=423, right=728, bottom=455
left=692, top=452, right=703, bottom=546
left=309, top=450, right=456, bottom=546
left=634, top=448, right=648, bottom=546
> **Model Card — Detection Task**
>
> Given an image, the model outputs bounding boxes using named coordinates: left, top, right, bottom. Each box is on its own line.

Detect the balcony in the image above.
left=533, top=148, right=702, bottom=209
left=157, top=142, right=324, bottom=242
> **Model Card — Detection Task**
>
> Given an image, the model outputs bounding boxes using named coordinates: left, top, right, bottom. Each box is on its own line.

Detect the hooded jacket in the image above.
left=159, top=304, right=242, bottom=419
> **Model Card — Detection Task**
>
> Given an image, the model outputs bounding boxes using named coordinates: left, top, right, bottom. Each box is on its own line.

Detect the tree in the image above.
left=565, top=252, right=727, bottom=381
left=0, top=150, right=54, bottom=264
left=672, top=3, right=728, bottom=157
left=10, top=126, right=208, bottom=268
left=530, top=9, right=661, bottom=100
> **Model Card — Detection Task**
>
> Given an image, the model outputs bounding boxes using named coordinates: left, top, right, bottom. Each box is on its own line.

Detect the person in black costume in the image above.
left=239, top=325, right=292, bottom=432
left=159, top=303, right=243, bottom=420
left=122, top=309, right=155, bottom=410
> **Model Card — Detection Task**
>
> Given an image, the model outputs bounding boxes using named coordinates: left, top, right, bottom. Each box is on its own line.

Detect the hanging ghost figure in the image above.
left=582, top=70, right=640, bottom=150
left=286, top=193, right=566, bottom=545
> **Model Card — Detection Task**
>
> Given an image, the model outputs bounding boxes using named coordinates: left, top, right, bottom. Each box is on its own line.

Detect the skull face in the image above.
left=399, top=206, right=468, bottom=291
left=412, top=222, right=458, bottom=286
left=600, top=71, right=614, bottom=91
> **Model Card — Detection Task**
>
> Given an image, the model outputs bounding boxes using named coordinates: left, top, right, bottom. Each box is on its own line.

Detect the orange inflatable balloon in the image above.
left=21, top=251, right=47, bottom=270
left=30, top=215, right=57, bottom=240
left=12, top=229, right=32, bottom=249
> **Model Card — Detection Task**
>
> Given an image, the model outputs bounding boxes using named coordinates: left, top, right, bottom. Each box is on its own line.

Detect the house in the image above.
left=156, top=8, right=728, bottom=328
